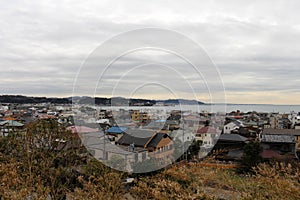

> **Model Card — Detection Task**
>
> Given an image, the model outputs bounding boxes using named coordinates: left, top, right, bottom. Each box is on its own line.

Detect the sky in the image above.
left=0, top=0, right=300, bottom=104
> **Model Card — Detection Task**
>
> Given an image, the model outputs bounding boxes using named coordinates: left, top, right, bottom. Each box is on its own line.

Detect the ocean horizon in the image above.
left=98, top=104, right=300, bottom=114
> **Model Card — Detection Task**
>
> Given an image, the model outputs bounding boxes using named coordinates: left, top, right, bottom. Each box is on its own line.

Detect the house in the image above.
left=213, top=133, right=248, bottom=161
left=131, top=110, right=150, bottom=123
left=223, top=120, right=244, bottom=134
left=182, top=113, right=201, bottom=128
left=0, top=120, right=24, bottom=136
left=260, top=128, right=298, bottom=160
left=269, top=115, right=279, bottom=129
left=98, top=110, right=106, bottom=119
left=195, top=126, right=220, bottom=147
left=216, top=134, right=248, bottom=147
left=261, top=128, right=300, bottom=157
left=165, top=120, right=180, bottom=130
left=146, top=119, right=167, bottom=130
left=116, top=129, right=174, bottom=164
left=96, top=118, right=111, bottom=130
left=288, top=112, right=300, bottom=128
left=106, top=126, right=127, bottom=141
left=195, top=126, right=221, bottom=159
left=66, top=125, right=99, bottom=140
left=278, top=118, right=292, bottom=129
left=170, top=129, right=195, bottom=144
left=83, top=131, right=149, bottom=172
left=231, top=126, right=258, bottom=140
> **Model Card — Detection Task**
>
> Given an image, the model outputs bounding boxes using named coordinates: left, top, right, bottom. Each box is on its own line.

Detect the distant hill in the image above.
left=71, top=97, right=204, bottom=106
left=156, top=99, right=205, bottom=105
left=73, top=96, right=156, bottom=106
left=0, top=95, right=205, bottom=105
left=0, top=95, right=70, bottom=104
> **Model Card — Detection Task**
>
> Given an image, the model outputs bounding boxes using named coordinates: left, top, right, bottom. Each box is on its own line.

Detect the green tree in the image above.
left=239, top=141, right=263, bottom=173
left=187, top=140, right=201, bottom=160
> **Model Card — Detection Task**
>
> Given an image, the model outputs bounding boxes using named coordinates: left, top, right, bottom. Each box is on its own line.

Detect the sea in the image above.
left=101, top=104, right=300, bottom=114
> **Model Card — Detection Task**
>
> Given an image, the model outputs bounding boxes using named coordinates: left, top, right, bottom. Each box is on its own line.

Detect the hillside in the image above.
left=0, top=95, right=204, bottom=106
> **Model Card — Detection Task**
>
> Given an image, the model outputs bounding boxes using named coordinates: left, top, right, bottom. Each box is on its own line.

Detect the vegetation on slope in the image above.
left=0, top=120, right=299, bottom=199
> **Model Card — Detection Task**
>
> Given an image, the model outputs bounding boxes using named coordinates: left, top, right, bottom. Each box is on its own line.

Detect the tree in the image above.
left=0, top=119, right=86, bottom=199
left=174, top=139, right=201, bottom=162
left=239, top=141, right=263, bottom=173
left=70, top=159, right=125, bottom=200
left=187, top=140, right=201, bottom=160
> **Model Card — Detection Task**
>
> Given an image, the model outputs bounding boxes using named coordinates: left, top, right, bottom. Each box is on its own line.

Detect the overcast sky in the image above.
left=1, top=0, right=300, bottom=104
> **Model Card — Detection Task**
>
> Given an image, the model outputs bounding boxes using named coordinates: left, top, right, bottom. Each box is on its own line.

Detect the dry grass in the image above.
left=130, top=162, right=300, bottom=200
left=1, top=157, right=299, bottom=199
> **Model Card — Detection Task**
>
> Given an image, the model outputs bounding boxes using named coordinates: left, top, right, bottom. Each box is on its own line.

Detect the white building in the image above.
left=288, top=112, right=300, bottom=128
left=195, top=126, right=220, bottom=147
left=171, top=129, right=195, bottom=143
left=223, top=120, right=243, bottom=134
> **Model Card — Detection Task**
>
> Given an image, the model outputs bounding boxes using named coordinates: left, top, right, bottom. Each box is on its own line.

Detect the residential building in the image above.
left=260, top=129, right=298, bottom=160
left=116, top=129, right=174, bottom=164
left=223, top=120, right=244, bottom=134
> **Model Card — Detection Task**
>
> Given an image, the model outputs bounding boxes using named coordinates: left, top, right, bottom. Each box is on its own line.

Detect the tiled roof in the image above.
left=260, top=134, right=296, bottom=143
left=262, top=128, right=300, bottom=136
left=116, top=129, right=155, bottom=147
left=196, top=126, right=218, bottom=134
left=219, top=134, right=247, bottom=142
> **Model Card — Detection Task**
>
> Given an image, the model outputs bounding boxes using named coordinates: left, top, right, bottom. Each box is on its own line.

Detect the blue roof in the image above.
left=155, top=119, right=166, bottom=123
left=106, top=126, right=127, bottom=134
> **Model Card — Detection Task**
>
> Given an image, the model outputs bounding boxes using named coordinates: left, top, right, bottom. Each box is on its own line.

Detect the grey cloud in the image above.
left=0, top=0, right=299, bottom=104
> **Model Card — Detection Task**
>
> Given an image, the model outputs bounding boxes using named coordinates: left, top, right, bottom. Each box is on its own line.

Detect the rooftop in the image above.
left=219, top=134, right=247, bottom=142
left=0, top=120, right=24, bottom=127
left=196, top=126, right=218, bottom=134
left=106, top=126, right=127, bottom=134
left=260, top=134, right=296, bottom=143
left=262, top=128, right=300, bottom=136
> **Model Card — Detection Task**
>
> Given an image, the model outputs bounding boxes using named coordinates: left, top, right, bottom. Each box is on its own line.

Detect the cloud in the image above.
left=0, top=0, right=299, bottom=104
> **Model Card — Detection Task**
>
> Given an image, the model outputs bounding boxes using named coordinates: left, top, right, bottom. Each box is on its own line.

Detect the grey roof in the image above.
left=116, top=129, right=172, bottom=148
left=0, top=120, right=24, bottom=127
left=116, top=129, right=155, bottom=147
left=83, top=132, right=134, bottom=156
left=262, top=128, right=300, bottom=136
left=125, top=129, right=155, bottom=138
left=219, top=134, right=247, bottom=142
left=260, top=134, right=296, bottom=143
